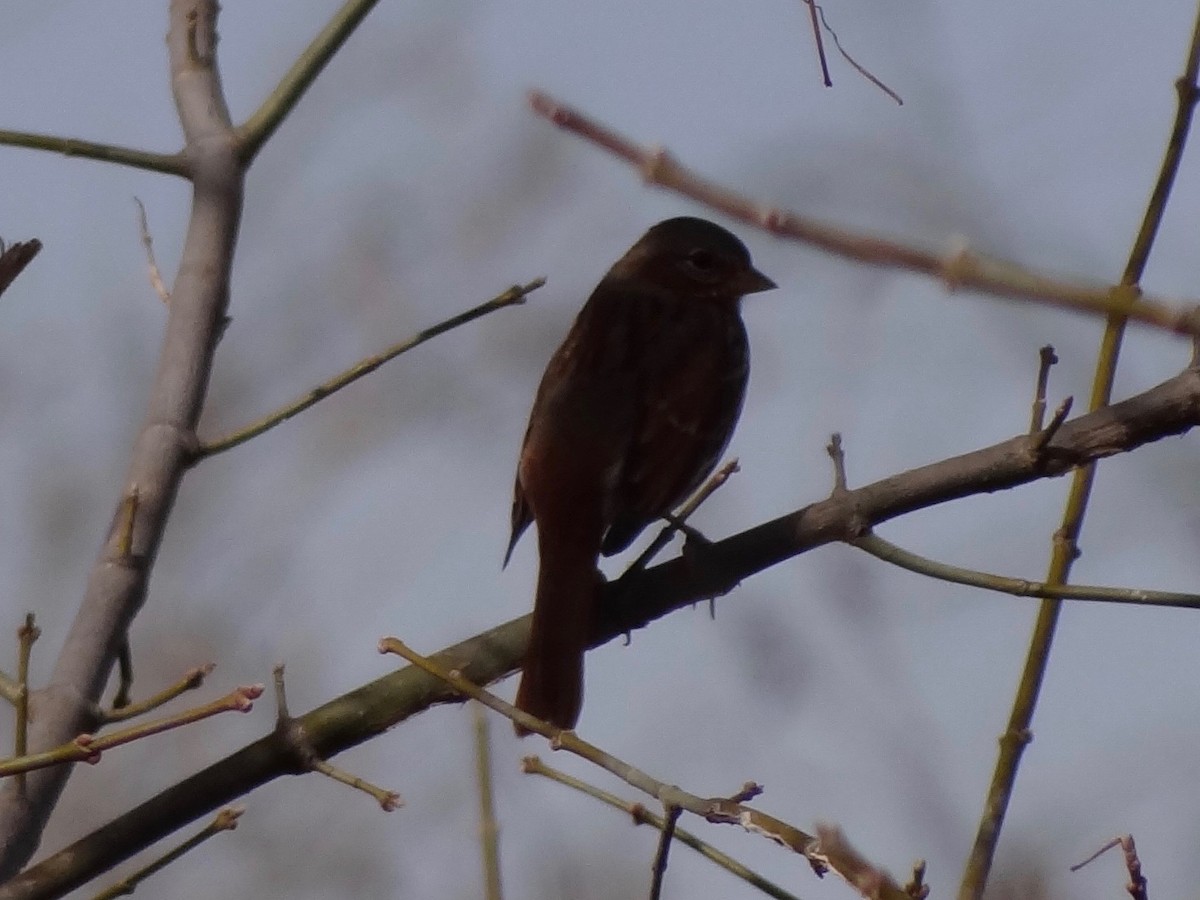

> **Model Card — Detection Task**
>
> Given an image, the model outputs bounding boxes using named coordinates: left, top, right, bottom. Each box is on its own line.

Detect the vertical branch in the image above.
left=472, top=703, right=505, bottom=900
left=0, top=0, right=246, bottom=875
left=956, top=6, right=1200, bottom=898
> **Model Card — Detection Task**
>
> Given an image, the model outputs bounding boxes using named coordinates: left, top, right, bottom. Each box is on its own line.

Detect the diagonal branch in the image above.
left=195, top=279, right=543, bottom=459
left=5, top=366, right=1199, bottom=899
left=527, top=90, right=1200, bottom=339
left=237, top=0, right=386, bottom=165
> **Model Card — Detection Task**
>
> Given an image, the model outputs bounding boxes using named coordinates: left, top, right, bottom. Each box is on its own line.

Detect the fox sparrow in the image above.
left=505, top=216, right=775, bottom=733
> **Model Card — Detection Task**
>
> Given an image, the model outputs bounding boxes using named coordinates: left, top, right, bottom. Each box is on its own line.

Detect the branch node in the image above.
left=1031, top=396, right=1074, bottom=456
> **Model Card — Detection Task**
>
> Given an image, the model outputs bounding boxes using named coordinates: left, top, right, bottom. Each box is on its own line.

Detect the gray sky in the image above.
left=2, top=1, right=1200, bottom=897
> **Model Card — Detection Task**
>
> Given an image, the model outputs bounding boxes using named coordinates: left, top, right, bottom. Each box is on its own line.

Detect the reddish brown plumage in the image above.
left=506, top=217, right=775, bottom=733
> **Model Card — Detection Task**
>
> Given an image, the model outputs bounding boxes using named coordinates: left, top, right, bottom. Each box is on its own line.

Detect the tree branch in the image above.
left=0, top=0, right=245, bottom=876
left=957, top=3, right=1200, bottom=894
left=526, top=90, right=1200, bottom=339
left=0, top=131, right=186, bottom=177
left=5, top=366, right=1198, bottom=899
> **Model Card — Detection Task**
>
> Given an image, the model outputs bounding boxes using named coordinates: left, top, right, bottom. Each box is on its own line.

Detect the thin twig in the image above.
left=111, top=487, right=140, bottom=710
left=271, top=664, right=400, bottom=811
left=0, top=672, right=19, bottom=707
left=90, top=807, right=244, bottom=900
left=812, top=2, right=904, bottom=104
left=102, top=663, right=216, bottom=724
left=957, top=6, right=1200, bottom=898
left=627, top=459, right=740, bottom=573
left=1071, top=834, right=1147, bottom=900
left=905, top=860, right=929, bottom=900
left=195, top=279, right=544, bottom=459
left=1029, top=346, right=1058, bottom=433
left=801, top=0, right=831, bottom=87
left=527, top=91, right=1200, bottom=338
left=134, top=199, right=170, bottom=303
left=237, top=0, right=386, bottom=164
left=1031, top=396, right=1074, bottom=454
left=649, top=805, right=682, bottom=900
left=380, top=638, right=910, bottom=900
left=851, top=532, right=1200, bottom=609
left=473, top=703, right=504, bottom=900
left=0, top=684, right=261, bottom=779
left=523, top=756, right=803, bottom=900
left=14, top=616, right=39, bottom=794
left=0, top=131, right=185, bottom=176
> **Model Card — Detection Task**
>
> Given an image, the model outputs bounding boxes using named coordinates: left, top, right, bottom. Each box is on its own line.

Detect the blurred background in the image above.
left=2, top=1, right=1199, bottom=897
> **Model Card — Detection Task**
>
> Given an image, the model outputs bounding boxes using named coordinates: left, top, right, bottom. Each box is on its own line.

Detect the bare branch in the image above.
left=6, top=365, right=1199, bottom=898
left=102, top=663, right=216, bottom=724
left=1071, top=834, right=1148, bottom=900
left=648, top=804, right=682, bottom=900
left=195, top=279, right=544, bottom=459
left=527, top=90, right=1200, bottom=339
left=271, top=664, right=400, bottom=812
left=0, top=0, right=247, bottom=875
left=958, top=3, right=1200, bottom=895
left=380, top=639, right=901, bottom=896
left=0, top=131, right=185, bottom=176
left=13, top=615, right=40, bottom=794
left=134, top=199, right=170, bottom=303
left=852, top=532, right=1200, bottom=609
left=1029, top=345, right=1058, bottom=433
left=90, top=807, right=244, bottom=900
left=523, top=756, right=803, bottom=900
left=238, top=0, right=387, bottom=165
left=0, top=684, right=261, bottom=779
left=473, top=703, right=504, bottom=900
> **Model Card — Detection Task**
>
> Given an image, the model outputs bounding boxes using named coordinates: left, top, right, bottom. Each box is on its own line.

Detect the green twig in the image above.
left=195, top=279, right=543, bottom=459
left=957, top=6, right=1200, bottom=898
left=14, top=615, right=40, bottom=793
left=0, top=684, right=261, bottom=779
left=853, top=532, right=1200, bottom=609
left=90, top=807, right=243, bottom=900
left=0, top=130, right=185, bottom=176
left=103, top=664, right=215, bottom=724
left=473, top=703, right=504, bottom=900
left=237, top=0, right=384, bottom=164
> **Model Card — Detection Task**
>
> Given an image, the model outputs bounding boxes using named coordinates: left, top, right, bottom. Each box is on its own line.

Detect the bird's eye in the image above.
left=687, top=248, right=717, bottom=271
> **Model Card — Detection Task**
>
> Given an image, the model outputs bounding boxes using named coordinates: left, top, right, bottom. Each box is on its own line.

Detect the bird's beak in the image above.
left=734, top=267, right=777, bottom=295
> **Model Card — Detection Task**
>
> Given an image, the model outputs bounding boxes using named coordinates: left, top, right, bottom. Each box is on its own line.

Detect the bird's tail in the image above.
left=514, top=556, right=601, bottom=736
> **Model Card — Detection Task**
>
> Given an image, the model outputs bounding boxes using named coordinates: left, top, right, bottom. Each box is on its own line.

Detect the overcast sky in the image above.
left=2, top=2, right=1200, bottom=898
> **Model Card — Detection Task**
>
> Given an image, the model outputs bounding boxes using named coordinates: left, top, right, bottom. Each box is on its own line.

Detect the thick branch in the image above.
left=6, top=367, right=1198, bottom=899
left=0, top=0, right=244, bottom=876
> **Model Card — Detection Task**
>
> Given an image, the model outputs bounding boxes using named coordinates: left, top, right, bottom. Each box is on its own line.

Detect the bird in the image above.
left=505, top=216, right=776, bottom=734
